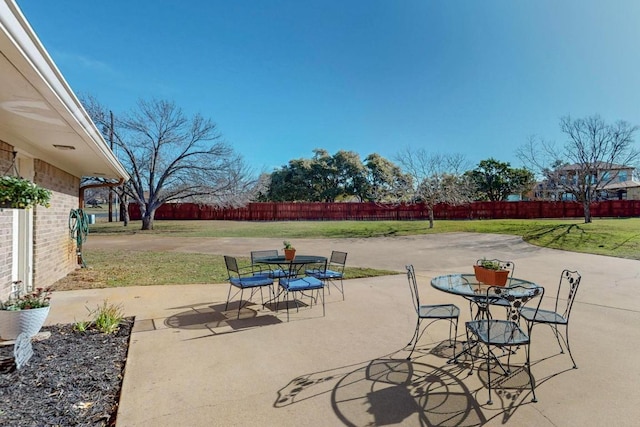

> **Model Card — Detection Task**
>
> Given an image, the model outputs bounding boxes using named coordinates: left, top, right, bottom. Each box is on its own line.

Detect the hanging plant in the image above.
left=0, top=176, right=52, bottom=209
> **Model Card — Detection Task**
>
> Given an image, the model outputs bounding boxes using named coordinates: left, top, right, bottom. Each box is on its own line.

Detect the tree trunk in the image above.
left=428, top=207, right=434, bottom=229
left=583, top=200, right=592, bottom=223
left=141, top=215, right=153, bottom=230
left=120, top=197, right=130, bottom=227
left=141, top=210, right=155, bottom=230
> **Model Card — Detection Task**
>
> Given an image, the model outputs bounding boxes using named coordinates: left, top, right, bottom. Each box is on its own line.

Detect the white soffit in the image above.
left=0, top=0, right=128, bottom=180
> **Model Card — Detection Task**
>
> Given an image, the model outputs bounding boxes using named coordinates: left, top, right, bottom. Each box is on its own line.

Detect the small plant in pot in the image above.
left=0, top=284, right=53, bottom=340
left=473, top=259, right=509, bottom=286
left=283, top=241, right=296, bottom=261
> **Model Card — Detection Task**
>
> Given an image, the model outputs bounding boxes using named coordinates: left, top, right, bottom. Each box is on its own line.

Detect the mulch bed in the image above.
left=0, top=319, right=132, bottom=426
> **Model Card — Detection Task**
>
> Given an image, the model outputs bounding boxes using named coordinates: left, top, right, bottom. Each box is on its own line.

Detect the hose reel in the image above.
left=69, top=209, right=89, bottom=268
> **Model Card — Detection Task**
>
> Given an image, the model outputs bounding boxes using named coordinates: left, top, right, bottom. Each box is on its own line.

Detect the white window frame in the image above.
left=11, top=208, right=33, bottom=294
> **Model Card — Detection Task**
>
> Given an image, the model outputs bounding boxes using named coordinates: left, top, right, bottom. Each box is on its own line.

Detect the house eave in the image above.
left=0, top=0, right=128, bottom=180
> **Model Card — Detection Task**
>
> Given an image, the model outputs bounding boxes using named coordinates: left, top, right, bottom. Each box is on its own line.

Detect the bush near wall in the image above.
left=128, top=200, right=640, bottom=221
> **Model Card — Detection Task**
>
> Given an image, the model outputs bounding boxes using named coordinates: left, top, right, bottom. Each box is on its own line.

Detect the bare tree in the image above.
left=518, top=115, right=639, bottom=223
left=84, top=96, right=259, bottom=230
left=395, top=149, right=473, bottom=228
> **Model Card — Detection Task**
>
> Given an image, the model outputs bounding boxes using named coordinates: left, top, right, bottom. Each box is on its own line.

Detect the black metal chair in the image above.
left=520, top=269, right=581, bottom=368
left=405, top=265, right=460, bottom=360
left=250, top=250, right=291, bottom=278
left=224, top=255, right=274, bottom=319
left=305, top=250, right=347, bottom=300
left=465, top=284, right=543, bottom=404
left=278, top=276, right=325, bottom=321
left=469, top=259, right=516, bottom=319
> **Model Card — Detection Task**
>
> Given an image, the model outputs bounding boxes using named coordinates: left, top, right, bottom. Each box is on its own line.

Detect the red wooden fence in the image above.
left=128, top=200, right=640, bottom=221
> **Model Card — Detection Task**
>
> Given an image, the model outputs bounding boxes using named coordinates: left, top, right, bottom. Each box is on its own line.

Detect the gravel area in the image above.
left=0, top=319, right=132, bottom=426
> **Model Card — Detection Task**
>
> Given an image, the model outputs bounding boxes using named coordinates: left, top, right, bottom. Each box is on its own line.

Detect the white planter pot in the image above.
left=0, top=305, right=50, bottom=340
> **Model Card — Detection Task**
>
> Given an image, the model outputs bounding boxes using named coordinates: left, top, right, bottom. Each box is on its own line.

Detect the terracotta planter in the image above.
left=284, top=249, right=296, bottom=261
left=0, top=306, right=50, bottom=340
left=473, top=265, right=509, bottom=286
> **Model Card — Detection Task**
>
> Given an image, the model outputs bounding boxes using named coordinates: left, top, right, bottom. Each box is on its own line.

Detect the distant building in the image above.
left=532, top=162, right=640, bottom=201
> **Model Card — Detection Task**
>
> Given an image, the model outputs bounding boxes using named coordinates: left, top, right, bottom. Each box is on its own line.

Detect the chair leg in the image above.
left=224, top=284, right=233, bottom=311
left=526, top=342, right=537, bottom=402
left=565, top=324, right=578, bottom=369
left=450, top=318, right=459, bottom=360
left=263, top=285, right=275, bottom=308
left=406, top=318, right=421, bottom=360
left=551, top=324, right=564, bottom=354
left=329, top=278, right=344, bottom=300
left=505, top=345, right=513, bottom=375
left=543, top=321, right=577, bottom=369
left=293, top=291, right=301, bottom=312
left=307, top=290, right=314, bottom=308
left=466, top=327, right=475, bottom=376
left=237, top=288, right=244, bottom=319
left=486, top=344, right=493, bottom=405
left=285, top=290, right=290, bottom=322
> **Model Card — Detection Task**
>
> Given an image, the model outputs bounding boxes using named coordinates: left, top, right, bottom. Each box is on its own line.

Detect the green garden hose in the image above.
left=69, top=209, right=90, bottom=267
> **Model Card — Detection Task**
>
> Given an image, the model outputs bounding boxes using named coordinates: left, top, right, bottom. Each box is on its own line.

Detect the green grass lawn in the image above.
left=90, top=218, right=640, bottom=260
left=56, top=217, right=637, bottom=290
left=55, top=249, right=397, bottom=290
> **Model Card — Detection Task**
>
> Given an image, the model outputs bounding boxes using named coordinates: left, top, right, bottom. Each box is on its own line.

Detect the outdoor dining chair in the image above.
left=224, top=255, right=274, bottom=319
left=278, top=276, right=325, bottom=321
left=405, top=265, right=460, bottom=360
left=520, top=269, right=581, bottom=369
left=250, top=250, right=291, bottom=279
left=465, top=284, right=543, bottom=404
left=470, top=258, right=515, bottom=319
left=305, top=250, right=347, bottom=300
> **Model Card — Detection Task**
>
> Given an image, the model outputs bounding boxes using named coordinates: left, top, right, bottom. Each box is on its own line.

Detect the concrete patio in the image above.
left=46, top=233, right=640, bottom=426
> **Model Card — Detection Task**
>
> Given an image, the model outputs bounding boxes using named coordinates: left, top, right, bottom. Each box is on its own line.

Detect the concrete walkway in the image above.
left=47, top=233, right=640, bottom=426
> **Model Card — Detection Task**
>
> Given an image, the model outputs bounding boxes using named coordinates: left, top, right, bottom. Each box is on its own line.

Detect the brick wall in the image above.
left=0, top=214, right=12, bottom=299
left=32, top=160, right=80, bottom=288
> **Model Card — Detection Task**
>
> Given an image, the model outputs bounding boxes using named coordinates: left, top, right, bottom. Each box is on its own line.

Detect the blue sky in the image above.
left=16, top=0, right=640, bottom=174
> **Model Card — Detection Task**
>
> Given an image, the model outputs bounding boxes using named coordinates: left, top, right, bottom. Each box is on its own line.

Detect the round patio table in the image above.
left=254, top=255, right=327, bottom=277
left=431, top=273, right=542, bottom=363
left=430, top=273, right=541, bottom=299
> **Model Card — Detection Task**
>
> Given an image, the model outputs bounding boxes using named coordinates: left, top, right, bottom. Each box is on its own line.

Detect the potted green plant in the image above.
left=0, top=176, right=52, bottom=209
left=473, top=259, right=509, bottom=286
left=283, top=241, right=296, bottom=261
left=0, top=284, right=52, bottom=340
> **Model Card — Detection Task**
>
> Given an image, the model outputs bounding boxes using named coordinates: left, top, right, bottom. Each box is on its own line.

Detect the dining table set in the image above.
left=420, top=260, right=580, bottom=404
left=251, top=253, right=328, bottom=321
